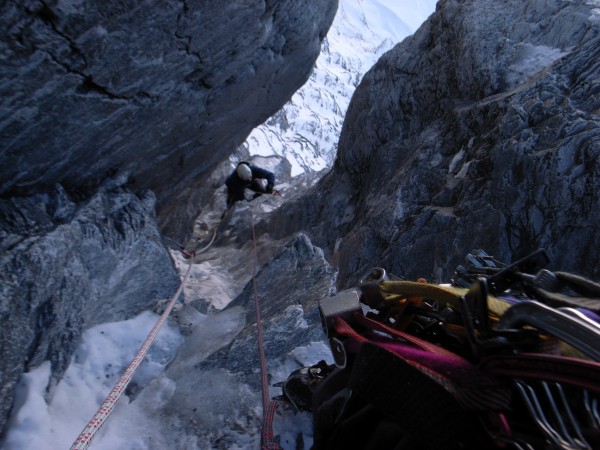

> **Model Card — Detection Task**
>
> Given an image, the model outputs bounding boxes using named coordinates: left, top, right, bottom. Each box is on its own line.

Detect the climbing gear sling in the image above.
left=298, top=249, right=600, bottom=450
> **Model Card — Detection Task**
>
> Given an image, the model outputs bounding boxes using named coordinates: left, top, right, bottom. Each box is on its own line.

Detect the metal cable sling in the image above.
left=249, top=207, right=281, bottom=450
left=70, top=251, right=195, bottom=449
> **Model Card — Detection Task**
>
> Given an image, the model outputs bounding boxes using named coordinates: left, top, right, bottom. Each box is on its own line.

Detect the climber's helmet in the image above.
left=237, top=163, right=253, bottom=181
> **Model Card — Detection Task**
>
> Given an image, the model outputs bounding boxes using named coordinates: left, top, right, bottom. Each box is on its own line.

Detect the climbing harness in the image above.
left=286, top=249, right=600, bottom=450
left=70, top=242, right=201, bottom=449
left=249, top=206, right=281, bottom=450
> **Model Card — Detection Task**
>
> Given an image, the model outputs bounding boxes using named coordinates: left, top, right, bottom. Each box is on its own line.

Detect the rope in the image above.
left=249, top=208, right=280, bottom=450
left=70, top=255, right=194, bottom=449
left=182, top=227, right=218, bottom=258
left=195, top=227, right=218, bottom=254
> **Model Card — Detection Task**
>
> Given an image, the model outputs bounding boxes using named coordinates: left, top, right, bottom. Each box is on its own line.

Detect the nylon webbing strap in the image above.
left=70, top=257, right=194, bottom=450
left=379, top=280, right=465, bottom=304
left=352, top=312, right=458, bottom=356
left=332, top=316, right=511, bottom=410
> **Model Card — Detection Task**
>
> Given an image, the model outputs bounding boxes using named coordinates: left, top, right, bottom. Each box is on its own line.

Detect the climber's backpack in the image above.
left=307, top=249, right=600, bottom=450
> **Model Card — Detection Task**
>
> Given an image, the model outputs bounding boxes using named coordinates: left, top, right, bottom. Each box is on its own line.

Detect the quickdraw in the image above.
left=182, top=227, right=218, bottom=259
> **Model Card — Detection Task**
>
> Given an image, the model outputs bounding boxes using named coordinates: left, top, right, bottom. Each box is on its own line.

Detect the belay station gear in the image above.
left=278, top=249, right=600, bottom=450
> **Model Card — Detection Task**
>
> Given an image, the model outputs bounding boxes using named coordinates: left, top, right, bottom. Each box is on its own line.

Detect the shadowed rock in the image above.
left=0, top=0, right=337, bottom=435
left=0, top=0, right=338, bottom=238
left=0, top=181, right=180, bottom=433
left=270, top=0, right=600, bottom=286
left=200, top=233, right=337, bottom=382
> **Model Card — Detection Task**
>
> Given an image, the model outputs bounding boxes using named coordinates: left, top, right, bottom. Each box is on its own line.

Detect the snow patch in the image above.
left=456, top=161, right=473, bottom=179
left=587, top=0, right=600, bottom=20
left=589, top=0, right=600, bottom=23
left=2, top=312, right=183, bottom=450
left=271, top=341, right=334, bottom=449
left=171, top=250, right=238, bottom=310
left=449, top=148, right=466, bottom=173
left=504, top=43, right=568, bottom=89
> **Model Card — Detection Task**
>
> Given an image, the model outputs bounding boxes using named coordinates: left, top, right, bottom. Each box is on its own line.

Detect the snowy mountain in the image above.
left=245, top=0, right=438, bottom=176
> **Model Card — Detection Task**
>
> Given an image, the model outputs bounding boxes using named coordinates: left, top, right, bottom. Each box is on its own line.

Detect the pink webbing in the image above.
left=70, top=257, right=194, bottom=449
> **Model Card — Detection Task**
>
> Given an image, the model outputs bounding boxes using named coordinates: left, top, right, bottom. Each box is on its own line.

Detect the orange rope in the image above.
left=70, top=255, right=194, bottom=449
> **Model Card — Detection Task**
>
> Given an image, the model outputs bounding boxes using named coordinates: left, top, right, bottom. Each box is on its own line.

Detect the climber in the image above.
left=224, top=162, right=277, bottom=210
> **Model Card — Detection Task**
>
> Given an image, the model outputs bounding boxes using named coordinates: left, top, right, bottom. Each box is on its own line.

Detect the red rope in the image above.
left=249, top=209, right=281, bottom=450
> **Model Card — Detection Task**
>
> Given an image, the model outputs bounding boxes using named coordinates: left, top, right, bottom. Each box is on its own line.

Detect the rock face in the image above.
left=0, top=0, right=338, bottom=238
left=272, top=0, right=600, bottom=287
left=3, top=0, right=600, bottom=443
left=0, top=181, right=180, bottom=433
left=0, top=0, right=337, bottom=436
left=216, top=233, right=337, bottom=372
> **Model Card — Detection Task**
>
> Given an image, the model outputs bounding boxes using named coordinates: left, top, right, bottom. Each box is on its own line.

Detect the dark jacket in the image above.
left=225, top=164, right=275, bottom=206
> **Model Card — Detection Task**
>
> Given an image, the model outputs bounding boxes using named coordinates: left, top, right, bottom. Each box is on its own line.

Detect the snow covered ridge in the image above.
left=245, top=0, right=438, bottom=176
